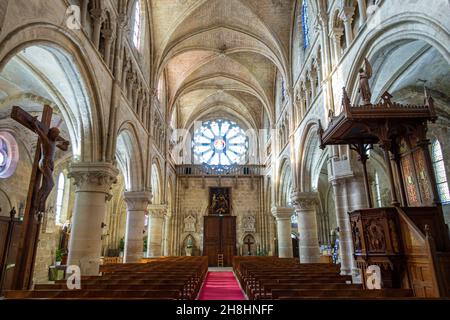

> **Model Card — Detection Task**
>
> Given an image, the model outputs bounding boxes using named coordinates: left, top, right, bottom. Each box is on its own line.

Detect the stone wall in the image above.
left=175, top=176, right=264, bottom=256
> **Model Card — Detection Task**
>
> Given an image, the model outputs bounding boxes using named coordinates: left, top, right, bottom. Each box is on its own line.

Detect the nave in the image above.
left=2, top=257, right=416, bottom=300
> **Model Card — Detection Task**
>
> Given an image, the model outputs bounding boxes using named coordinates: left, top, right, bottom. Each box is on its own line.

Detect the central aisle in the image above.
left=198, top=271, right=246, bottom=300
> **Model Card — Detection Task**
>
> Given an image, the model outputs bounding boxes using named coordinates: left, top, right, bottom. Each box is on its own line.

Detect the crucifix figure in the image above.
left=12, top=106, right=69, bottom=212
left=244, top=236, right=255, bottom=256
left=10, top=105, right=69, bottom=289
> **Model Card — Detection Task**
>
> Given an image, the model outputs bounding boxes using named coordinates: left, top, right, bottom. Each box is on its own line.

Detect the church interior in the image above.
left=0, top=0, right=450, bottom=301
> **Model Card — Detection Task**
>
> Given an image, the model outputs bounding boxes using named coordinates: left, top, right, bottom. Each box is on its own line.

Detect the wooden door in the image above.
left=203, top=216, right=236, bottom=266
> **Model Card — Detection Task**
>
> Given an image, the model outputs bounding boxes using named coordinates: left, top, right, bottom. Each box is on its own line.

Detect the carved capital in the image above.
left=90, top=8, right=106, bottom=22
left=291, top=192, right=318, bottom=211
left=101, top=28, right=115, bottom=40
left=271, top=206, right=294, bottom=219
left=339, top=7, right=355, bottom=23
left=68, top=162, right=119, bottom=198
left=148, top=204, right=168, bottom=218
left=124, top=191, right=152, bottom=211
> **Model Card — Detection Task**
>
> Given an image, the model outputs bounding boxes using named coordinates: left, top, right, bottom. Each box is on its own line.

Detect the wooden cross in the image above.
left=244, top=237, right=254, bottom=255
left=10, top=105, right=69, bottom=289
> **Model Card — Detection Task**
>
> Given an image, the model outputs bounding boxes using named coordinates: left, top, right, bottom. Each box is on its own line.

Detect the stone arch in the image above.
left=345, top=13, right=450, bottom=101
left=298, top=120, right=328, bottom=192
left=116, top=122, right=145, bottom=191
left=150, top=158, right=163, bottom=204
left=278, top=157, right=293, bottom=206
left=0, top=23, right=105, bottom=162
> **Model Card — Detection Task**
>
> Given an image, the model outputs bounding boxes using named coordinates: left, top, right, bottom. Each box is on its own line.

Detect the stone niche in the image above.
left=177, top=176, right=263, bottom=255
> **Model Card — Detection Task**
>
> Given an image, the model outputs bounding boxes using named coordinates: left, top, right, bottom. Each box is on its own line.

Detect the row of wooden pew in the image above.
left=233, top=257, right=414, bottom=300
left=3, top=256, right=208, bottom=300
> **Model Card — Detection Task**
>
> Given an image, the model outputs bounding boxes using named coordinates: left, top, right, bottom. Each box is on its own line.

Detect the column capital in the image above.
left=291, top=192, right=319, bottom=211
left=68, top=162, right=119, bottom=197
left=90, top=8, right=106, bottom=21
left=124, top=191, right=152, bottom=211
left=148, top=204, right=168, bottom=218
left=339, top=6, right=355, bottom=23
left=330, top=27, right=344, bottom=40
left=271, top=206, right=294, bottom=219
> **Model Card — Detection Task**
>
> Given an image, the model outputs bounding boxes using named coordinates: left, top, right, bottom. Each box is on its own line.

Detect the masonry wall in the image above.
left=175, top=176, right=264, bottom=256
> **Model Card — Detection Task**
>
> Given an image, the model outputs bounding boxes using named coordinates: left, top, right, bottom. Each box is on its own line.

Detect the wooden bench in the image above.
left=232, top=257, right=414, bottom=300
left=4, top=256, right=208, bottom=300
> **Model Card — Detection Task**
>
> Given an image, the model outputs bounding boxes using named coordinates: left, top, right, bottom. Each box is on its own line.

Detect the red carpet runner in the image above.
left=198, top=272, right=246, bottom=300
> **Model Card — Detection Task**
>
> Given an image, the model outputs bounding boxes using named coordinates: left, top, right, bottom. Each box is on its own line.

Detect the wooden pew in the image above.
left=4, top=256, right=208, bottom=300
left=233, top=257, right=414, bottom=300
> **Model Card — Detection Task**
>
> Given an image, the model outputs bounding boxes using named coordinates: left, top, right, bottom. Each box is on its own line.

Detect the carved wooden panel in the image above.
left=401, top=154, right=420, bottom=206
left=413, top=149, right=433, bottom=206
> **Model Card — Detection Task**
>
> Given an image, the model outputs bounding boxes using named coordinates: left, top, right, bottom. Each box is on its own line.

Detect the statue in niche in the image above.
left=185, top=235, right=194, bottom=256
left=242, top=215, right=256, bottom=233
left=184, top=215, right=196, bottom=233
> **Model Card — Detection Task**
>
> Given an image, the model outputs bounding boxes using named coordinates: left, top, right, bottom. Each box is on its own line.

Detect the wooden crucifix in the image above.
left=244, top=237, right=254, bottom=256
left=10, top=105, right=69, bottom=290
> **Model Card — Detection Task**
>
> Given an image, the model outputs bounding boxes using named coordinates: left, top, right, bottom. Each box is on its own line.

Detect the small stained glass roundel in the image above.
left=0, top=132, right=19, bottom=179
left=192, top=119, right=248, bottom=166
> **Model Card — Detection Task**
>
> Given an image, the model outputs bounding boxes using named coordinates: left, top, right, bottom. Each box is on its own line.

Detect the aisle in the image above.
left=198, top=271, right=246, bottom=300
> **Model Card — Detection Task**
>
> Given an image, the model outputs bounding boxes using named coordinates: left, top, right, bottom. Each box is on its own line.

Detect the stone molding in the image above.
left=68, top=162, right=119, bottom=197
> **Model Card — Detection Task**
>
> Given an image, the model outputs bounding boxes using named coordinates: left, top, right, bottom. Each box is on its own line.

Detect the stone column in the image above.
left=90, top=8, right=105, bottom=50
left=147, top=204, right=167, bottom=257
left=291, top=192, right=321, bottom=263
left=340, top=7, right=355, bottom=45
left=330, top=28, right=344, bottom=64
left=123, top=191, right=151, bottom=263
left=331, top=178, right=355, bottom=275
left=357, top=0, right=367, bottom=26
left=163, top=210, right=172, bottom=256
left=102, top=29, right=114, bottom=67
left=271, top=207, right=294, bottom=258
left=68, top=163, right=118, bottom=275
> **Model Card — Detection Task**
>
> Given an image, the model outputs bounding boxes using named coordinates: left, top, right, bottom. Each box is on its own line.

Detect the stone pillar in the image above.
left=147, top=205, right=167, bottom=257
left=271, top=207, right=294, bottom=258
left=340, top=7, right=355, bottom=45
left=68, top=163, right=118, bottom=275
left=357, top=0, right=367, bottom=26
left=291, top=192, right=321, bottom=263
left=331, top=178, right=355, bottom=275
left=80, top=0, right=89, bottom=28
left=102, top=29, right=114, bottom=67
left=123, top=191, right=151, bottom=263
left=90, top=8, right=105, bottom=50
left=330, top=28, right=344, bottom=64
left=163, top=212, right=172, bottom=256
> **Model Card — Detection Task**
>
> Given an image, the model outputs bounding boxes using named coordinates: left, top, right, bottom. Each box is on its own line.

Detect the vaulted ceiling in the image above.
left=150, top=0, right=294, bottom=130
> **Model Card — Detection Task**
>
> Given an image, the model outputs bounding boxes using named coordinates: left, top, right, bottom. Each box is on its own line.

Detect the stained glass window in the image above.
left=432, top=140, right=450, bottom=203
left=55, top=173, right=65, bottom=225
left=193, top=119, right=248, bottom=166
left=301, top=0, right=310, bottom=50
left=132, top=1, right=142, bottom=49
left=0, top=137, right=8, bottom=174
left=0, top=134, right=18, bottom=179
